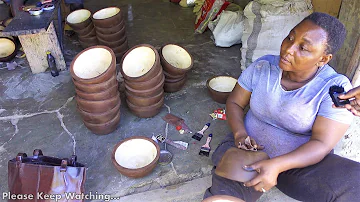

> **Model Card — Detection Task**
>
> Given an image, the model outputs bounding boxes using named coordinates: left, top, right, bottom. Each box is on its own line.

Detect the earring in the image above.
left=316, top=63, right=319, bottom=67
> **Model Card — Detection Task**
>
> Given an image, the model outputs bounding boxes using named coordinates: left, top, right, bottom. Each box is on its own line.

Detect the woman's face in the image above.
left=279, top=20, right=330, bottom=72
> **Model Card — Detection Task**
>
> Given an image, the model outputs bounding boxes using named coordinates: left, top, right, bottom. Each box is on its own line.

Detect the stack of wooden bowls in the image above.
left=92, top=7, right=128, bottom=63
left=121, top=44, right=165, bottom=118
left=70, top=46, right=121, bottom=135
left=159, top=44, right=193, bottom=93
left=66, top=9, right=98, bottom=49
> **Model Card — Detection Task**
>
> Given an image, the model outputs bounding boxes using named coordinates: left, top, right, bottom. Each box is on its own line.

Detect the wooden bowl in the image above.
left=0, top=37, right=17, bottom=62
left=75, top=83, right=119, bottom=101
left=164, top=75, right=187, bottom=93
left=76, top=93, right=120, bottom=113
left=92, top=7, right=123, bottom=28
left=83, top=110, right=120, bottom=135
left=79, top=26, right=96, bottom=38
left=73, top=75, right=118, bottom=93
left=160, top=44, right=193, bottom=75
left=127, top=97, right=164, bottom=118
left=126, top=90, right=164, bottom=107
left=125, top=74, right=164, bottom=97
left=111, top=136, right=160, bottom=178
left=124, top=66, right=163, bottom=91
left=120, top=44, right=161, bottom=82
left=96, top=23, right=126, bottom=42
left=95, top=19, right=125, bottom=35
left=163, top=70, right=185, bottom=80
left=70, top=46, right=116, bottom=84
left=202, top=195, right=245, bottom=202
left=206, top=76, right=237, bottom=104
left=97, top=34, right=126, bottom=49
left=78, top=35, right=98, bottom=45
left=78, top=99, right=121, bottom=124
left=112, top=40, right=129, bottom=55
left=79, top=40, right=99, bottom=49
left=74, top=21, right=95, bottom=36
left=66, top=9, right=92, bottom=30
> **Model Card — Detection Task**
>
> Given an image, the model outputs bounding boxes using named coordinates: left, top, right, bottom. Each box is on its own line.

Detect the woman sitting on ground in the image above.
left=204, top=12, right=360, bottom=202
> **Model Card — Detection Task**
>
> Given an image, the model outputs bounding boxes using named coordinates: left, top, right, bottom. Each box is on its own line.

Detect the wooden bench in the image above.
left=0, top=0, right=66, bottom=74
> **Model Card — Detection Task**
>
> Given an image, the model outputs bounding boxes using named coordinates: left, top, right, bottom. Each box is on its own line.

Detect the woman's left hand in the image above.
left=243, top=159, right=280, bottom=193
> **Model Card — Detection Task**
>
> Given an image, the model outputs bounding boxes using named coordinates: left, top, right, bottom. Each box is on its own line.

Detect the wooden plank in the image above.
left=345, top=36, right=360, bottom=78
left=18, top=22, right=66, bottom=74
left=311, top=0, right=342, bottom=17
left=351, top=63, right=360, bottom=87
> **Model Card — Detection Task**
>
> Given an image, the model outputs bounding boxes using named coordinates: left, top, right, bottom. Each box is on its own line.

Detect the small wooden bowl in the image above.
left=160, top=44, right=193, bottom=75
left=66, top=9, right=92, bottom=30
left=76, top=93, right=120, bottom=113
left=120, top=44, right=161, bottom=82
left=206, top=76, right=237, bottom=104
left=75, top=83, right=119, bottom=101
left=83, top=110, right=121, bottom=135
left=0, top=37, right=17, bottom=62
left=92, top=7, right=123, bottom=28
left=111, top=136, right=160, bottom=178
left=70, top=46, right=116, bottom=84
left=78, top=100, right=121, bottom=124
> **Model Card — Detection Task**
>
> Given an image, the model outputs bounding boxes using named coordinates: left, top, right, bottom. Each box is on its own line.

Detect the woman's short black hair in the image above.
left=302, top=12, right=346, bottom=55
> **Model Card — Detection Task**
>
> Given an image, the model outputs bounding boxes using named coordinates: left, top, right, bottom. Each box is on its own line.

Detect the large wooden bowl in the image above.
left=97, top=34, right=127, bottom=49
left=92, top=7, right=123, bottom=28
left=127, top=97, right=164, bottom=118
left=66, top=9, right=92, bottom=30
left=160, top=44, right=193, bottom=75
left=83, top=110, right=121, bottom=135
left=124, top=66, right=163, bottom=91
left=125, top=75, right=164, bottom=97
left=126, top=90, right=164, bottom=107
left=74, top=21, right=95, bottom=36
left=206, top=76, right=237, bottom=104
left=120, top=44, right=161, bottom=82
left=96, top=23, right=126, bottom=42
left=70, top=46, right=116, bottom=84
left=164, top=75, right=187, bottom=93
left=95, top=19, right=125, bottom=35
left=111, top=136, right=160, bottom=178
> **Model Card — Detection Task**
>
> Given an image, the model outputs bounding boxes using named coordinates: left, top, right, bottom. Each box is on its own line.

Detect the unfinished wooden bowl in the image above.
left=95, top=19, right=125, bottom=35
left=127, top=97, right=164, bottom=118
left=126, top=90, right=164, bottom=107
left=83, top=110, right=121, bottom=135
left=92, top=7, right=123, bottom=28
left=124, top=66, right=163, bottom=91
left=96, top=23, right=126, bottom=42
left=121, top=44, right=161, bottom=82
left=78, top=99, right=121, bottom=124
left=0, top=37, right=17, bottom=62
left=164, top=75, right=187, bottom=93
left=79, top=40, right=99, bottom=49
left=111, top=136, right=160, bottom=178
left=66, top=9, right=92, bottom=30
left=125, top=74, right=164, bottom=97
left=206, top=76, right=237, bottom=104
left=163, top=70, right=185, bottom=80
left=70, top=46, right=116, bottom=84
left=215, top=147, right=269, bottom=183
left=160, top=44, right=193, bottom=75
left=73, top=75, right=118, bottom=93
left=76, top=92, right=120, bottom=113
left=75, top=83, right=119, bottom=101
left=112, top=40, right=129, bottom=54
left=79, top=26, right=96, bottom=38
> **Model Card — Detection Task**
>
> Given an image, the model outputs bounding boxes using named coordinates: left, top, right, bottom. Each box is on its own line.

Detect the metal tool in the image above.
left=155, top=134, right=187, bottom=150
left=192, top=123, right=210, bottom=141
left=152, top=135, right=173, bottom=165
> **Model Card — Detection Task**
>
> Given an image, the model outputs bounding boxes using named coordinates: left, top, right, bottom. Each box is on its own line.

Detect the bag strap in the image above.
left=69, top=155, right=77, bottom=166
left=15, top=153, right=28, bottom=163
left=33, top=149, right=43, bottom=159
left=60, top=159, right=68, bottom=172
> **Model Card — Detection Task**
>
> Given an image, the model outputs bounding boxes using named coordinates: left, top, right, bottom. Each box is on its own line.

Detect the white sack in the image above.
left=240, top=0, right=313, bottom=70
left=209, top=10, right=244, bottom=47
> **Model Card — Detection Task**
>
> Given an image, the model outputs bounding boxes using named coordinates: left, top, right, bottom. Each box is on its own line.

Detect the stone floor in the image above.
left=0, top=0, right=359, bottom=201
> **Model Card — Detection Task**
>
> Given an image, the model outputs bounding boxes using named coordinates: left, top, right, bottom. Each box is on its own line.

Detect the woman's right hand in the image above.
left=234, top=134, right=264, bottom=151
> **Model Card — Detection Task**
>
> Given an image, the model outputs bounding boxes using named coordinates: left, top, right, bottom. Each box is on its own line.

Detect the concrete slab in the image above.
left=0, top=0, right=358, bottom=202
